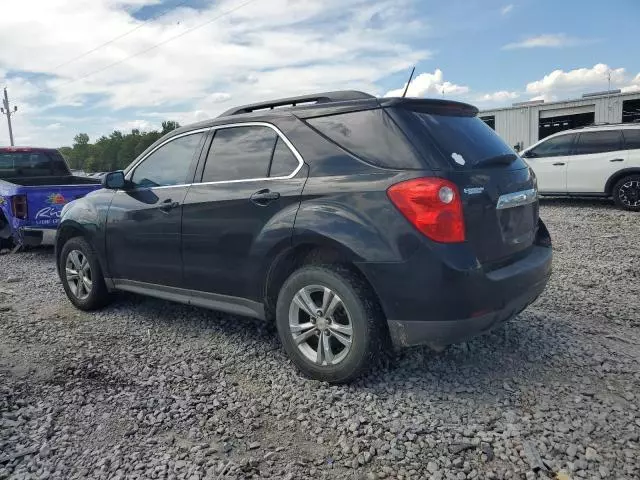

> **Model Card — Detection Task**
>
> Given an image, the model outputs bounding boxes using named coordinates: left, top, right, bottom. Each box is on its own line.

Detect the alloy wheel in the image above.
left=288, top=285, right=353, bottom=366
left=619, top=180, right=640, bottom=208
left=65, top=250, right=93, bottom=300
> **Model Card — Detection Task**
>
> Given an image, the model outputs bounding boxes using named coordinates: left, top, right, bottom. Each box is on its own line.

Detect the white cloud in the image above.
left=500, top=4, right=513, bottom=15
left=621, top=74, right=640, bottom=93
left=478, top=90, right=519, bottom=102
left=526, top=63, right=627, bottom=96
left=114, top=119, right=155, bottom=132
left=502, top=33, right=591, bottom=50
left=384, top=69, right=469, bottom=98
left=0, top=0, right=430, bottom=146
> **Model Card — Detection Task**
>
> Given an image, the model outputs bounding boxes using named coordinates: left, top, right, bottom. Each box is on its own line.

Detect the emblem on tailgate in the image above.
left=496, top=188, right=537, bottom=210
left=463, top=187, right=484, bottom=195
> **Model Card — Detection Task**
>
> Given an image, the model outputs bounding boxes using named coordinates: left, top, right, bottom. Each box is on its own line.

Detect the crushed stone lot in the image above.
left=1, top=199, right=639, bottom=480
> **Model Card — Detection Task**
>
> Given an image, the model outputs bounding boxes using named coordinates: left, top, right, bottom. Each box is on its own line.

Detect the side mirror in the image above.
left=521, top=150, right=532, bottom=159
left=102, top=170, right=126, bottom=190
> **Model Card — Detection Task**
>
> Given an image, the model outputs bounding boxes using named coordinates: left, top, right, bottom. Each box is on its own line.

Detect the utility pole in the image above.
left=1, top=87, right=18, bottom=146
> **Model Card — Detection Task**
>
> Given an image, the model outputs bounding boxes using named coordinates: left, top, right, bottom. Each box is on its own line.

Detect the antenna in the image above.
left=401, top=66, right=416, bottom=98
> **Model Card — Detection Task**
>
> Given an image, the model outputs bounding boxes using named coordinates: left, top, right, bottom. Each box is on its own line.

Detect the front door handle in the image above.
left=552, top=162, right=565, bottom=166
left=610, top=158, right=624, bottom=162
left=159, top=199, right=180, bottom=212
left=250, top=189, right=280, bottom=206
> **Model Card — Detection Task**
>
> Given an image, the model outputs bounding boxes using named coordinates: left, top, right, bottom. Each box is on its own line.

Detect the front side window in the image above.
left=202, top=126, right=277, bottom=182
left=574, top=130, right=623, bottom=155
left=528, top=134, right=576, bottom=158
left=130, top=132, right=205, bottom=187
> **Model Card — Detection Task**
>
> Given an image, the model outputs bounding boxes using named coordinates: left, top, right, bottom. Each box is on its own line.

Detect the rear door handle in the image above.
left=610, top=158, right=624, bottom=162
left=159, top=199, right=180, bottom=212
left=250, top=189, right=280, bottom=206
left=552, top=162, right=565, bottom=166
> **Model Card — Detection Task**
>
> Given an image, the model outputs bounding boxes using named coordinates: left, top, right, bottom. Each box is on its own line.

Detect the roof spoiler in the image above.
left=381, top=97, right=479, bottom=116
left=217, top=90, right=376, bottom=117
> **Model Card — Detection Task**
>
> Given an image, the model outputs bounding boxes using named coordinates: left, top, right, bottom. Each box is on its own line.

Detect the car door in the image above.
left=106, top=130, right=207, bottom=287
left=523, top=133, right=576, bottom=194
left=181, top=123, right=306, bottom=306
left=622, top=128, right=640, bottom=167
left=567, top=130, right=626, bottom=193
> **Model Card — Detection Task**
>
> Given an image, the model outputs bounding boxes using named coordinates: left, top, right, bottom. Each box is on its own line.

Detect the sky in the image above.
left=1, top=0, right=639, bottom=147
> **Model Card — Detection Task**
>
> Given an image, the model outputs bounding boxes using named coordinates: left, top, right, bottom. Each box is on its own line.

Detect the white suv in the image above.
left=521, top=124, right=640, bottom=211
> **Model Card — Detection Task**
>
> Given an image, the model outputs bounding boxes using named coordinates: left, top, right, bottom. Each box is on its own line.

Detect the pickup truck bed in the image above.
left=0, top=148, right=102, bottom=249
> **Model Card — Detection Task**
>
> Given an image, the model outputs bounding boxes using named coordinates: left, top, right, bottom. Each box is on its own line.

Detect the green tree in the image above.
left=60, top=121, right=180, bottom=172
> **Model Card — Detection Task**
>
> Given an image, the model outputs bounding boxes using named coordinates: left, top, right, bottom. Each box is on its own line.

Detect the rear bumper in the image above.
left=386, top=269, right=548, bottom=348
left=20, top=227, right=56, bottom=246
left=357, top=221, right=553, bottom=349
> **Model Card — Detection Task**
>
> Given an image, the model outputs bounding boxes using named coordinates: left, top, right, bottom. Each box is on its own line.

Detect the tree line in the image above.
left=59, top=121, right=181, bottom=172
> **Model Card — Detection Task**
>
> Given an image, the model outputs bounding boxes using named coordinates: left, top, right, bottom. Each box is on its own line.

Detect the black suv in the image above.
left=56, top=91, right=552, bottom=383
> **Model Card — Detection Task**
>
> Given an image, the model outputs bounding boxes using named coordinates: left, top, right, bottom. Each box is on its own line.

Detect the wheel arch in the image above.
left=605, top=168, right=640, bottom=195
left=262, top=241, right=386, bottom=324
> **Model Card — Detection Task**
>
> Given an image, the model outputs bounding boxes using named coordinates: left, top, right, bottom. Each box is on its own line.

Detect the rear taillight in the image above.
left=387, top=177, right=465, bottom=243
left=11, top=195, right=28, bottom=220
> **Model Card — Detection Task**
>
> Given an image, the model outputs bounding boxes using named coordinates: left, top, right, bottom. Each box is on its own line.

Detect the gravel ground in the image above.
left=1, top=199, right=639, bottom=480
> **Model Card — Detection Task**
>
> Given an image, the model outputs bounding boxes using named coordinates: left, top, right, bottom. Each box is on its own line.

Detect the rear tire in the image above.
left=59, top=236, right=111, bottom=311
left=612, top=174, right=640, bottom=211
left=275, top=264, right=384, bottom=383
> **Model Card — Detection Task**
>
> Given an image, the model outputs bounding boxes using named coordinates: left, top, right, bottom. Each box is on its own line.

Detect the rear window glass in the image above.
left=623, top=128, right=640, bottom=150
left=0, top=151, right=68, bottom=179
left=407, top=111, right=521, bottom=168
left=575, top=130, right=623, bottom=155
left=306, top=109, right=423, bottom=169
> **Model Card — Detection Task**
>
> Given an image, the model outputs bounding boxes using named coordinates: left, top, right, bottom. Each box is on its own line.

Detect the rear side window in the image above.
left=306, top=109, right=422, bottom=169
left=269, top=137, right=299, bottom=177
left=0, top=151, right=68, bottom=178
left=202, top=126, right=277, bottom=182
left=528, top=134, right=576, bottom=158
left=404, top=111, right=522, bottom=168
left=622, top=129, right=640, bottom=150
left=575, top=130, right=623, bottom=155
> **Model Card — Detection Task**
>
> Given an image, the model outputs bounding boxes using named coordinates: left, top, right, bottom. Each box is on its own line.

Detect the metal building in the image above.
left=479, top=90, right=640, bottom=151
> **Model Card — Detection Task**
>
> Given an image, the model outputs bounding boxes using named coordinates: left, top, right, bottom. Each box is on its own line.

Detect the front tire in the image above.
left=275, top=265, right=384, bottom=383
left=59, top=236, right=111, bottom=310
left=613, top=174, right=640, bottom=211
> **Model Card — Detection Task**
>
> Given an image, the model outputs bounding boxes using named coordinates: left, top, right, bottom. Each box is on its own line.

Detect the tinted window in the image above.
left=622, top=129, right=640, bottom=150
left=131, top=132, right=204, bottom=187
left=575, top=131, right=622, bottom=155
left=0, top=151, right=68, bottom=179
left=307, top=109, right=421, bottom=169
left=409, top=111, right=518, bottom=167
left=529, top=134, right=576, bottom=158
left=269, top=137, right=299, bottom=177
left=202, top=126, right=276, bottom=182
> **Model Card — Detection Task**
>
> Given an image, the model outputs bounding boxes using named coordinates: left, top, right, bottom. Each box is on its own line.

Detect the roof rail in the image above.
left=217, top=90, right=376, bottom=117
left=574, top=121, right=640, bottom=129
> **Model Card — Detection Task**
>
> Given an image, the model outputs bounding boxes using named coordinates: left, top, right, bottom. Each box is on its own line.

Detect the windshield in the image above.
left=0, top=151, right=69, bottom=179
left=407, top=111, right=525, bottom=169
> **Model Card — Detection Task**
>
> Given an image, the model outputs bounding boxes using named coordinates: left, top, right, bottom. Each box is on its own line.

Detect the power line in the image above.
left=49, top=0, right=193, bottom=72
left=1, top=87, right=18, bottom=146
left=53, top=0, right=258, bottom=90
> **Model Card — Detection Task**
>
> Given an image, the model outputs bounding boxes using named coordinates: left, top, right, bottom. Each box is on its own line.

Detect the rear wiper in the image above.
left=478, top=154, right=518, bottom=166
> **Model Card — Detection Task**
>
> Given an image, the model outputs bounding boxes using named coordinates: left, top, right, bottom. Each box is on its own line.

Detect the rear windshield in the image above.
left=402, top=110, right=524, bottom=169
left=0, top=151, right=69, bottom=179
